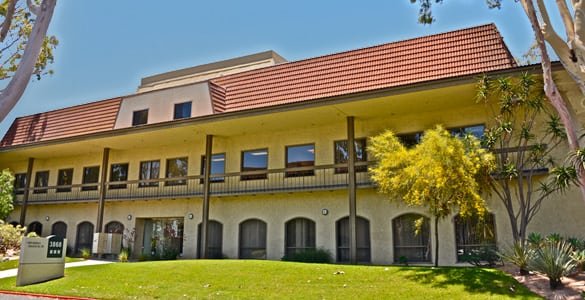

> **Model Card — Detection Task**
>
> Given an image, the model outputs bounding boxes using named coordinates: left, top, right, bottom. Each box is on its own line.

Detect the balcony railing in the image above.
left=15, top=162, right=374, bottom=204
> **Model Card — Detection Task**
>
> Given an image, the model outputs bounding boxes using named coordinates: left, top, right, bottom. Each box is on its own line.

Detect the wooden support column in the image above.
left=19, top=157, right=34, bottom=226
left=201, top=135, right=213, bottom=258
left=96, top=148, right=110, bottom=233
left=347, top=116, right=357, bottom=264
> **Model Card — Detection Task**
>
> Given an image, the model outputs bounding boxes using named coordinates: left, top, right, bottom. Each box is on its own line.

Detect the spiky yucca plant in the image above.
left=499, top=242, right=534, bottom=275
left=529, top=240, right=577, bottom=289
left=571, top=250, right=585, bottom=273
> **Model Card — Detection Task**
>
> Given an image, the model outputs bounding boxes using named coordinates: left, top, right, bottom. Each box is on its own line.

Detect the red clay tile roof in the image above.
left=209, top=23, right=516, bottom=112
left=0, top=98, right=122, bottom=147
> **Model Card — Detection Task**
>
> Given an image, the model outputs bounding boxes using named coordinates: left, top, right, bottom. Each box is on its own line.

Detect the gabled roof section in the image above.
left=209, top=24, right=516, bottom=112
left=0, top=98, right=122, bottom=147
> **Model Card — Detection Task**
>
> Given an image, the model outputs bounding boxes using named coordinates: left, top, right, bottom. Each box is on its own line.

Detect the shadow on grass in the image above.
left=399, top=267, right=536, bottom=298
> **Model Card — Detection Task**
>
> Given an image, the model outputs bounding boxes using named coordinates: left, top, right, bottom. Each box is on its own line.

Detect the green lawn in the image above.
left=0, top=260, right=540, bottom=299
left=0, top=257, right=83, bottom=271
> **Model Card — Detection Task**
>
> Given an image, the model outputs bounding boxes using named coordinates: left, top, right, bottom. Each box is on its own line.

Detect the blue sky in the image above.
left=0, top=0, right=544, bottom=136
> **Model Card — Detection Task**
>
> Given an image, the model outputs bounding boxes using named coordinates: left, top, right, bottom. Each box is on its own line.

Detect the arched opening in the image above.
left=285, top=217, right=315, bottom=257
left=197, top=220, right=223, bottom=259
left=239, top=219, right=267, bottom=259
left=51, top=221, right=67, bottom=239
left=336, top=216, right=371, bottom=263
left=75, top=221, right=94, bottom=254
left=392, top=213, right=431, bottom=263
left=454, top=213, right=496, bottom=262
left=27, top=221, right=43, bottom=236
left=104, top=221, right=124, bottom=234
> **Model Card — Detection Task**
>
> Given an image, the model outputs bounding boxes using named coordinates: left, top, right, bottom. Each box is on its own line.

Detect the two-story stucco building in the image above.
left=1, top=24, right=584, bottom=265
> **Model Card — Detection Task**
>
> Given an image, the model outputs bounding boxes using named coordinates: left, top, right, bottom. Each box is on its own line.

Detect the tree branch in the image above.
left=555, top=0, right=575, bottom=42
left=26, top=0, right=40, bottom=16
left=0, top=0, right=17, bottom=43
left=0, top=0, right=56, bottom=122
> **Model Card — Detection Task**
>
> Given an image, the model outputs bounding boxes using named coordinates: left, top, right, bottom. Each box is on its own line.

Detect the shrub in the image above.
left=118, top=248, right=129, bottom=262
left=499, top=242, right=534, bottom=275
left=527, top=232, right=544, bottom=249
left=545, top=233, right=563, bottom=243
left=160, top=248, right=179, bottom=260
left=567, top=237, right=585, bottom=252
left=0, top=221, right=25, bottom=255
left=529, top=240, right=577, bottom=290
left=26, top=232, right=39, bottom=238
left=282, top=248, right=332, bottom=263
left=460, top=246, right=501, bottom=267
left=80, top=248, right=91, bottom=259
left=570, top=249, right=585, bottom=272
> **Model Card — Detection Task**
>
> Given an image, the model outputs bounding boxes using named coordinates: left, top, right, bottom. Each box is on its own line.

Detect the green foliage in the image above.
left=118, top=248, right=129, bottom=263
left=459, top=246, right=501, bottom=268
left=160, top=248, right=179, bottom=260
left=499, top=242, right=534, bottom=275
left=281, top=248, right=332, bottom=264
left=80, top=248, right=91, bottom=259
left=0, top=169, right=14, bottom=220
left=570, top=250, right=585, bottom=272
left=25, top=231, right=38, bottom=238
left=410, top=0, right=502, bottom=24
left=369, top=125, right=494, bottom=266
left=527, top=232, right=544, bottom=248
left=529, top=240, right=577, bottom=290
left=0, top=220, right=24, bottom=255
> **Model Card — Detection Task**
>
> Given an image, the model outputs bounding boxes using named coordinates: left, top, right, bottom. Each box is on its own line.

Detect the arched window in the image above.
left=454, top=213, right=496, bottom=262
left=105, top=221, right=124, bottom=234
left=285, top=218, right=316, bottom=257
left=51, top=221, right=67, bottom=239
left=75, top=221, right=94, bottom=254
left=392, top=214, right=431, bottom=263
left=336, top=216, right=371, bottom=263
left=239, top=219, right=267, bottom=259
left=27, top=221, right=43, bottom=236
left=197, top=220, right=223, bottom=259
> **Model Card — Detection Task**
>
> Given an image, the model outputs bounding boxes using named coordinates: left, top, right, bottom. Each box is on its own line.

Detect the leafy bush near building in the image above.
left=80, top=248, right=91, bottom=259
left=118, top=248, right=129, bottom=262
left=459, top=246, right=501, bottom=267
left=282, top=248, right=332, bottom=263
left=0, top=221, right=25, bottom=255
left=499, top=242, right=535, bottom=275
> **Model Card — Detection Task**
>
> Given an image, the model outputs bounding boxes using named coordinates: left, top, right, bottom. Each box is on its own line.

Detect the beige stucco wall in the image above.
left=114, top=82, right=214, bottom=129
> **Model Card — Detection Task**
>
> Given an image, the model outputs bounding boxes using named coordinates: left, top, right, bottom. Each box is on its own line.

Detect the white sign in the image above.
left=16, top=236, right=67, bottom=286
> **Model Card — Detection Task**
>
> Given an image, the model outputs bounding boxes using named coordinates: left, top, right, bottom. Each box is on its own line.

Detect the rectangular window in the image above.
left=286, top=144, right=315, bottom=177
left=132, top=109, right=149, bottom=126
left=449, top=124, right=485, bottom=139
left=82, top=166, right=100, bottom=191
left=166, top=157, right=188, bottom=186
left=34, top=171, right=49, bottom=194
left=200, top=154, right=225, bottom=183
left=397, top=132, right=423, bottom=148
left=56, top=168, right=73, bottom=193
left=334, top=138, right=367, bottom=173
left=110, top=163, right=129, bottom=189
left=139, top=160, right=160, bottom=187
left=173, top=102, right=192, bottom=120
left=241, top=149, right=268, bottom=180
left=13, top=173, right=27, bottom=195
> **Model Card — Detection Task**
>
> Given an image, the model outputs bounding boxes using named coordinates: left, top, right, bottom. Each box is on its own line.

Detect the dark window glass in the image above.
left=392, top=214, right=431, bottom=263
left=397, top=132, right=423, bottom=148
left=75, top=222, right=94, bottom=254
left=336, top=216, right=371, bottom=263
left=201, top=154, right=225, bottom=183
left=82, top=166, right=100, bottom=191
left=56, top=168, right=73, bottom=193
left=455, top=213, right=496, bottom=262
left=51, top=222, right=67, bottom=239
left=34, top=171, right=49, bottom=194
left=132, top=109, right=149, bottom=126
left=239, top=219, right=267, bottom=259
left=14, top=173, right=27, bottom=195
left=28, top=221, right=43, bottom=236
left=166, top=157, right=188, bottom=186
left=197, top=220, right=223, bottom=259
left=334, top=138, right=367, bottom=173
left=241, top=149, right=268, bottom=180
left=173, top=102, right=192, bottom=120
left=139, top=160, right=160, bottom=187
left=110, top=163, right=129, bottom=189
left=286, top=144, right=315, bottom=177
left=105, top=221, right=124, bottom=234
left=449, top=125, right=485, bottom=139
left=285, top=218, right=316, bottom=257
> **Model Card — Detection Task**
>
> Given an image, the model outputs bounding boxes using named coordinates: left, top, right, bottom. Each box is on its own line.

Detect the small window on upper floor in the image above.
left=56, top=168, right=73, bottom=193
left=174, top=102, right=192, bottom=120
left=14, top=173, right=27, bottom=195
left=34, top=171, right=49, bottom=194
left=132, top=109, right=148, bottom=126
left=110, top=163, right=129, bottom=189
left=449, top=124, right=485, bottom=139
left=82, top=166, right=100, bottom=191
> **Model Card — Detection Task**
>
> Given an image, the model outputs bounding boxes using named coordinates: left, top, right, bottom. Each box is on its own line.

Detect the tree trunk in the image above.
left=434, top=216, right=439, bottom=267
left=0, top=0, right=57, bottom=122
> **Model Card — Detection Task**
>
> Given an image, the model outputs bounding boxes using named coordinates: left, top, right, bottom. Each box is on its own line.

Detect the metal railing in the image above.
left=15, top=162, right=374, bottom=204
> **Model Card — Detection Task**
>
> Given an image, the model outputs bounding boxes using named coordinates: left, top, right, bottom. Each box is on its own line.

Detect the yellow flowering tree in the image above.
left=369, top=126, right=495, bottom=266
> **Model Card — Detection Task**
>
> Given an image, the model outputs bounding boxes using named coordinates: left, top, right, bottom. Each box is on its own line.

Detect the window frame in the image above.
left=173, top=101, right=192, bottom=120
left=139, top=160, right=160, bottom=188
left=240, top=148, right=269, bottom=181
left=81, top=166, right=100, bottom=191
left=200, top=153, right=226, bottom=184
left=165, top=157, right=189, bottom=186
left=13, top=173, right=27, bottom=195
left=56, top=168, right=74, bottom=193
left=132, top=109, right=149, bottom=126
left=33, top=170, right=49, bottom=194
left=333, top=138, right=368, bottom=174
left=454, top=213, right=497, bottom=263
left=285, top=143, right=315, bottom=177
left=392, top=213, right=432, bottom=263
left=109, top=163, right=129, bottom=189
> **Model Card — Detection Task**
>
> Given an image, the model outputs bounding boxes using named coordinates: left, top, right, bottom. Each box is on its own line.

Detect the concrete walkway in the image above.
left=0, top=259, right=113, bottom=279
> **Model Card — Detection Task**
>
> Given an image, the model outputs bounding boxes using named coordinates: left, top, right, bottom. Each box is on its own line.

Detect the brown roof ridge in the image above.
left=209, top=23, right=503, bottom=84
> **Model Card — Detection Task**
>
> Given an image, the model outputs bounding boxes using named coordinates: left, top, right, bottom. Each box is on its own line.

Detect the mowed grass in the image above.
left=0, top=257, right=83, bottom=271
left=0, top=260, right=539, bottom=299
